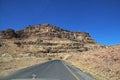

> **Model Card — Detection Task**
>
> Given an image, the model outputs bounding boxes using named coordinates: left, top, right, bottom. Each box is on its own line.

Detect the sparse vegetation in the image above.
left=0, top=57, right=48, bottom=77
left=64, top=45, right=120, bottom=80
left=0, top=24, right=119, bottom=80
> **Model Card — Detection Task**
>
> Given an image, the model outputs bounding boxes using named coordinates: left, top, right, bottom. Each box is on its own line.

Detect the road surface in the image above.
left=0, top=60, right=96, bottom=80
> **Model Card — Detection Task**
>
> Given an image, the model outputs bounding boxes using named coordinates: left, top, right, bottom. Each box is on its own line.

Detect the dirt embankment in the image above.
left=0, top=57, right=48, bottom=77
left=64, top=45, right=120, bottom=80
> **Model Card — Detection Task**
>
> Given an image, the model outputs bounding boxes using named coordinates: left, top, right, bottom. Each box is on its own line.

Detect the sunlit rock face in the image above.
left=0, top=24, right=106, bottom=57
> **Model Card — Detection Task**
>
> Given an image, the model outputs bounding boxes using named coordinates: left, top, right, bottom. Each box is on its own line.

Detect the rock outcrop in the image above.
left=0, top=28, right=17, bottom=39
left=0, top=24, right=106, bottom=57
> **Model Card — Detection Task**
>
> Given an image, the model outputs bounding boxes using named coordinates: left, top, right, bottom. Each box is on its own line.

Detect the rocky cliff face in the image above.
left=0, top=24, right=95, bottom=43
left=0, top=24, right=106, bottom=57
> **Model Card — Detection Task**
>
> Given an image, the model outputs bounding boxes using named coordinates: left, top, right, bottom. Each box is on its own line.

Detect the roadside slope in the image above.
left=65, top=45, right=120, bottom=80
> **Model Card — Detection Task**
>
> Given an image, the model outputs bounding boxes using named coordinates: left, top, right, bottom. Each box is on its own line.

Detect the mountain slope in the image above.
left=65, top=45, right=120, bottom=80
left=0, top=24, right=107, bottom=78
left=0, top=24, right=106, bottom=57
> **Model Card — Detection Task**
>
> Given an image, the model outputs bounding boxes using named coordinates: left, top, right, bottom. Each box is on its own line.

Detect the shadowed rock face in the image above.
left=0, top=29, right=17, bottom=39
left=0, top=24, right=105, bottom=56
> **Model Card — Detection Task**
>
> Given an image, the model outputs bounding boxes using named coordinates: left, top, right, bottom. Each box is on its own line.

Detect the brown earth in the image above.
left=0, top=57, right=48, bottom=77
left=64, top=45, right=120, bottom=80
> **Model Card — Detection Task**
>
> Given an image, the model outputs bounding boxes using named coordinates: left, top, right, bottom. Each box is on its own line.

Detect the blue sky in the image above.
left=0, top=0, right=120, bottom=45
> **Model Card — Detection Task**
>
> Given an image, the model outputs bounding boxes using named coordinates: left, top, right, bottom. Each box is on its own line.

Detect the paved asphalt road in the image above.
left=0, top=60, right=96, bottom=80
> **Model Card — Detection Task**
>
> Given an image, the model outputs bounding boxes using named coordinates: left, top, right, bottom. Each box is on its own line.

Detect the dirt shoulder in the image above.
left=0, top=57, right=48, bottom=77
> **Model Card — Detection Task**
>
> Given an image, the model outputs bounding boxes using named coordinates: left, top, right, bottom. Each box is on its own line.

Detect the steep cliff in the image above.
left=0, top=24, right=106, bottom=57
